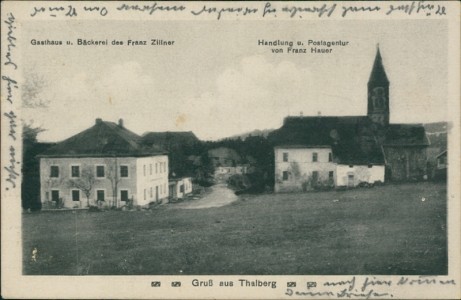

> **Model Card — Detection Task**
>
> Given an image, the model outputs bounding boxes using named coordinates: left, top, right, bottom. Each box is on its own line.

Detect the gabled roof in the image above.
left=368, top=47, right=389, bottom=84
left=383, top=124, right=430, bottom=146
left=268, top=116, right=385, bottom=165
left=39, top=119, right=166, bottom=158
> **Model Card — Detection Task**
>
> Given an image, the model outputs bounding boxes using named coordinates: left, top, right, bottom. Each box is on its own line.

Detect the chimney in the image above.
left=96, top=118, right=102, bottom=124
left=118, top=118, right=124, bottom=128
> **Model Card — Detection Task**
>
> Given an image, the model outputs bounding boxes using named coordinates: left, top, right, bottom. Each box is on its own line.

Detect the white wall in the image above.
left=136, top=155, right=169, bottom=205
left=40, top=157, right=138, bottom=208
left=175, top=177, right=193, bottom=199
left=274, top=147, right=335, bottom=192
left=336, top=164, right=385, bottom=187
left=40, top=155, right=169, bottom=208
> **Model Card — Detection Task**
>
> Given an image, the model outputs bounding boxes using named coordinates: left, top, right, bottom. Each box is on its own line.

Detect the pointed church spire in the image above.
left=368, top=45, right=389, bottom=84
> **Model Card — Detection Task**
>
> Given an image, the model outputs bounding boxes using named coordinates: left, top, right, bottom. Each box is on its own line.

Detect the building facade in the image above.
left=270, top=47, right=428, bottom=192
left=39, top=119, right=169, bottom=208
left=274, top=146, right=336, bottom=192
left=168, top=177, right=193, bottom=200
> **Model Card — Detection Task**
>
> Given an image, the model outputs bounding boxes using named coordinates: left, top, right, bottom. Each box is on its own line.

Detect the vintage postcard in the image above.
left=1, top=1, right=460, bottom=299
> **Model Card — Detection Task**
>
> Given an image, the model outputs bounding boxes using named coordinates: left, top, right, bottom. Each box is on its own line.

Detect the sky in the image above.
left=22, top=19, right=448, bottom=142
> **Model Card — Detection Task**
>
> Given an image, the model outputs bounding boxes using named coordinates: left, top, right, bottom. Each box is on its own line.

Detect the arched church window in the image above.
left=372, top=87, right=386, bottom=110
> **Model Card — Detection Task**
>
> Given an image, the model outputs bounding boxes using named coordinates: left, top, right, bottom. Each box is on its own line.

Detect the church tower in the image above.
left=367, top=46, right=390, bottom=127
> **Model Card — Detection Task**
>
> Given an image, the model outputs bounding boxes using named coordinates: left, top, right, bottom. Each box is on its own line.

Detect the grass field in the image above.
left=23, top=182, right=447, bottom=275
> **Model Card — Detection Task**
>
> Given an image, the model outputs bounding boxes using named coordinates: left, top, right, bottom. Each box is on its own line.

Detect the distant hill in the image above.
left=142, top=131, right=200, bottom=150
left=223, top=129, right=274, bottom=141
left=424, top=122, right=448, bottom=149
left=423, top=122, right=448, bottom=166
left=423, top=121, right=449, bottom=134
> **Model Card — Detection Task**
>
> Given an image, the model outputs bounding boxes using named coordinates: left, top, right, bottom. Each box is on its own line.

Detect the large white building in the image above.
left=38, top=118, right=169, bottom=208
left=274, top=145, right=384, bottom=192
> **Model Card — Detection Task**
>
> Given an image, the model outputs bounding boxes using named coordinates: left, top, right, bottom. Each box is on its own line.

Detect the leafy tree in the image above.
left=22, top=122, right=47, bottom=211
left=68, top=167, right=95, bottom=208
left=105, top=157, right=121, bottom=208
left=22, top=71, right=49, bottom=108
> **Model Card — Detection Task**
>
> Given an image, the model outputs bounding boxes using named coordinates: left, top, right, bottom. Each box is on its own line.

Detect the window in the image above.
left=349, top=165, right=353, bottom=168
left=120, top=165, right=129, bottom=177
left=164, top=183, right=166, bottom=194
left=155, top=163, right=158, bottom=174
left=282, top=171, right=289, bottom=181
left=368, top=164, right=373, bottom=168
left=329, top=171, right=334, bottom=179
left=144, top=189, right=146, bottom=200
left=96, top=165, right=105, bottom=178
left=97, top=190, right=105, bottom=202
left=283, top=152, right=288, bottom=162
left=328, top=153, right=332, bottom=162
left=150, top=164, right=152, bottom=175
left=312, top=171, right=319, bottom=182
left=120, top=190, right=129, bottom=202
left=150, top=187, right=153, bottom=198
left=312, top=152, right=318, bottom=162
left=50, top=166, right=59, bottom=178
left=71, top=165, right=80, bottom=178
left=51, top=190, right=60, bottom=202
left=143, top=165, right=146, bottom=176
left=72, top=190, right=80, bottom=201
left=180, top=184, right=184, bottom=193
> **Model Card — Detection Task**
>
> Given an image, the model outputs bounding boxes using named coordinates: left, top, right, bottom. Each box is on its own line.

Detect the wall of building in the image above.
left=40, top=157, right=138, bottom=208
left=383, top=146, right=427, bottom=181
left=40, top=155, right=169, bottom=208
left=169, top=177, right=193, bottom=199
left=274, top=147, right=335, bottom=193
left=336, top=165, right=385, bottom=187
left=136, top=155, right=169, bottom=205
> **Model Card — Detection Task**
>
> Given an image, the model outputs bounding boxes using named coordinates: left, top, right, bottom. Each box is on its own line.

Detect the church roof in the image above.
left=39, top=119, right=166, bottom=158
left=383, top=124, right=430, bottom=146
left=368, top=47, right=389, bottom=84
left=268, top=116, right=385, bottom=165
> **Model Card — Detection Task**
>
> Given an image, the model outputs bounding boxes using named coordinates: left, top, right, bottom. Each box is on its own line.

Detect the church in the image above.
left=269, top=47, right=429, bottom=192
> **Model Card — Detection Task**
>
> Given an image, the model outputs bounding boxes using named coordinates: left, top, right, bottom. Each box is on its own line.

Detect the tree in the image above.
left=22, top=122, right=47, bottom=211
left=68, top=166, right=95, bottom=208
left=22, top=71, right=49, bottom=108
left=105, top=157, right=120, bottom=208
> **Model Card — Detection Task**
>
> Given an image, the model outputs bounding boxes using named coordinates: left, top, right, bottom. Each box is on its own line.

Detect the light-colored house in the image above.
left=38, top=118, right=169, bottom=208
left=274, top=145, right=385, bottom=192
left=168, top=177, right=193, bottom=200
left=270, top=47, right=428, bottom=191
left=274, top=146, right=335, bottom=192
left=335, top=164, right=385, bottom=187
left=214, top=165, right=249, bottom=182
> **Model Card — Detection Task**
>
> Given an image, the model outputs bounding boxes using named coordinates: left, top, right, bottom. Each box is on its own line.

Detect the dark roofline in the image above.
left=142, top=130, right=196, bottom=136
left=382, top=144, right=429, bottom=147
left=37, top=153, right=167, bottom=159
left=337, top=162, right=385, bottom=166
left=274, top=145, right=331, bottom=149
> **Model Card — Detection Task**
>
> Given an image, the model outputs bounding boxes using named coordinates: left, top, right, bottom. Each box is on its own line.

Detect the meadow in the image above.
left=23, top=182, right=447, bottom=275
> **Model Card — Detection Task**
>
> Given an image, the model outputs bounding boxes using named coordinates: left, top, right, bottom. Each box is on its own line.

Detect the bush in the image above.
left=88, top=206, right=101, bottom=212
left=358, top=182, right=370, bottom=188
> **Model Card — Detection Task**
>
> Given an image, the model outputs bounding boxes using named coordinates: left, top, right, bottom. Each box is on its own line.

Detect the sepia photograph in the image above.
left=2, top=1, right=460, bottom=299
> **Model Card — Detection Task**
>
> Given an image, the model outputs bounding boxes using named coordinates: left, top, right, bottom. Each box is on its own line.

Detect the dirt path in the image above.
left=171, top=184, right=238, bottom=209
